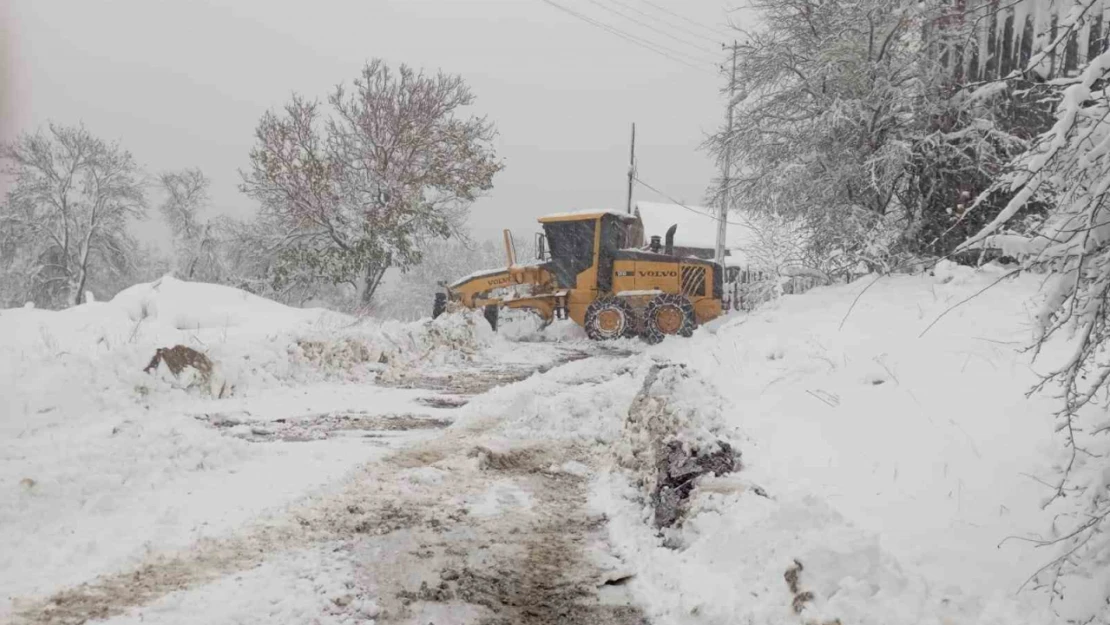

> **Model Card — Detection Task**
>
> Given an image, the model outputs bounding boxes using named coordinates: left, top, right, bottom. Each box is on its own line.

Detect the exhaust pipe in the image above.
left=664, top=225, right=677, bottom=256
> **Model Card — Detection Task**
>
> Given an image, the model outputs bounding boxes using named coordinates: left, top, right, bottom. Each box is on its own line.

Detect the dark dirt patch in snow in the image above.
left=417, top=395, right=470, bottom=409
left=653, top=439, right=737, bottom=528
left=196, top=411, right=451, bottom=442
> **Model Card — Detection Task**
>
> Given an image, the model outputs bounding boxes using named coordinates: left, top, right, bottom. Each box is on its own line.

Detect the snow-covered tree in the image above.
left=158, top=168, right=225, bottom=282
left=706, top=0, right=922, bottom=268
left=707, top=0, right=1042, bottom=270
left=372, top=237, right=507, bottom=321
left=0, top=123, right=147, bottom=308
left=736, top=210, right=815, bottom=275
left=239, top=59, right=504, bottom=307
left=955, top=7, right=1110, bottom=612
left=212, top=213, right=352, bottom=307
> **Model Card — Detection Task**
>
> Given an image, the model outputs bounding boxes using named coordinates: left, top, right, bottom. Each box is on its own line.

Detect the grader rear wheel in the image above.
left=643, top=293, right=696, bottom=344
left=584, top=296, right=635, bottom=341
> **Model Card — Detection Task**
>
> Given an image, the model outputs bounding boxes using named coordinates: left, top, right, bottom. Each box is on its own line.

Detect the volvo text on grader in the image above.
left=432, top=209, right=726, bottom=343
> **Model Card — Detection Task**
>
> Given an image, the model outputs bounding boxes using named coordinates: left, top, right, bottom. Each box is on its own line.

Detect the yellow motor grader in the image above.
left=432, top=209, right=726, bottom=342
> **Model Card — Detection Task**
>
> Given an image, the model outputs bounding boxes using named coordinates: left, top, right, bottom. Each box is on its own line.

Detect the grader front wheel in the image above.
left=643, top=293, right=696, bottom=344
left=584, top=296, right=635, bottom=341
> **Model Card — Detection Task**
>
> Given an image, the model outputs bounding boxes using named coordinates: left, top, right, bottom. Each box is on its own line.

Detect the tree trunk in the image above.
left=72, top=267, right=88, bottom=307
left=359, top=254, right=392, bottom=306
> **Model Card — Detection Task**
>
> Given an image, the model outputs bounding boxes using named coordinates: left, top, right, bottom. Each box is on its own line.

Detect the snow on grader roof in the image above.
left=537, top=208, right=637, bottom=222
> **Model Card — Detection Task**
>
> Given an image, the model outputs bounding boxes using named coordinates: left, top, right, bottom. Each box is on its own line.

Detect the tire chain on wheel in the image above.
left=643, top=293, right=696, bottom=344
left=584, top=295, right=636, bottom=341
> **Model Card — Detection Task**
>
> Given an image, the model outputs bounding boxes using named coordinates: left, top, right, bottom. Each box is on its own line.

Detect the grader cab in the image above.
left=432, top=210, right=725, bottom=343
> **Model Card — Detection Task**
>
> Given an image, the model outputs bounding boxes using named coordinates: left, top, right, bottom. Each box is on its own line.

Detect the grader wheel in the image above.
left=584, top=295, right=636, bottom=341
left=643, top=293, right=696, bottom=344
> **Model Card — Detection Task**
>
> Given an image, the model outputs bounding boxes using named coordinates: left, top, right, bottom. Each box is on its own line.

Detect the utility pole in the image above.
left=715, top=41, right=738, bottom=266
left=626, top=122, right=636, bottom=214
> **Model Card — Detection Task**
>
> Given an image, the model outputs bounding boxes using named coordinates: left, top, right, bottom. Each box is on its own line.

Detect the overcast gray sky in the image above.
left=4, top=0, right=743, bottom=244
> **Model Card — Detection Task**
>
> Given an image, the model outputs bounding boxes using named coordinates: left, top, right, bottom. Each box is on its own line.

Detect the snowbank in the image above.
left=612, top=363, right=739, bottom=528
left=450, top=355, right=647, bottom=444
left=595, top=261, right=1102, bottom=624
left=0, top=276, right=498, bottom=427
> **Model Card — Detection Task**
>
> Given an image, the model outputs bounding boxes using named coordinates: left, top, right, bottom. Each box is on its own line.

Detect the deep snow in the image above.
left=0, top=276, right=560, bottom=619
left=593, top=261, right=1106, bottom=625
left=3, top=266, right=1106, bottom=625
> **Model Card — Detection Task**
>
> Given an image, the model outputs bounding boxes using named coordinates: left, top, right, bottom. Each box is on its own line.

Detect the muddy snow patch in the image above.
left=198, top=411, right=451, bottom=443
left=416, top=395, right=469, bottom=409
left=94, top=543, right=375, bottom=625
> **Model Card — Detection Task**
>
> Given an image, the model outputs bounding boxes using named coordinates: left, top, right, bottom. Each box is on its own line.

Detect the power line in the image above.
left=536, top=0, right=717, bottom=75
left=580, top=0, right=721, bottom=57
left=607, top=0, right=727, bottom=49
left=634, top=0, right=733, bottom=40
left=633, top=174, right=747, bottom=226
left=555, top=0, right=716, bottom=68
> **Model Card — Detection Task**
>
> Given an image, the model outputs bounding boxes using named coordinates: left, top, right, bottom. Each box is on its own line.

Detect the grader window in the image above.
left=543, top=220, right=596, bottom=288
left=597, top=215, right=629, bottom=293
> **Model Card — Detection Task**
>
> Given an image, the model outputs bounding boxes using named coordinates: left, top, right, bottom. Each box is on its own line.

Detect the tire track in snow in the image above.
left=364, top=441, right=649, bottom=624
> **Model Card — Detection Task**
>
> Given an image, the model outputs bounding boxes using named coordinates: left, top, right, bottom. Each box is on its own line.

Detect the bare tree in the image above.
left=239, top=59, right=504, bottom=307
left=0, top=123, right=146, bottom=307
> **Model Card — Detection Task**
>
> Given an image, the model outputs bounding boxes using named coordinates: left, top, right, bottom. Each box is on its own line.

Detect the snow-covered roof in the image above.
left=635, top=201, right=755, bottom=254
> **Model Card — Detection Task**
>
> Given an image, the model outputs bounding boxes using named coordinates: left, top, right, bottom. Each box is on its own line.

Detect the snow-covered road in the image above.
left=8, top=341, right=651, bottom=625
